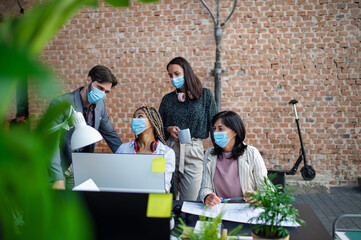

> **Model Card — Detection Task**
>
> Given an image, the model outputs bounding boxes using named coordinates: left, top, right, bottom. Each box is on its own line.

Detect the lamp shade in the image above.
left=71, top=112, right=103, bottom=150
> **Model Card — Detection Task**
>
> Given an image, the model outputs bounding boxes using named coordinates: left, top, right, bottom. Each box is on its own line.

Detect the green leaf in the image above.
left=9, top=0, right=98, bottom=57
left=228, top=224, right=243, bottom=236
left=105, top=0, right=130, bottom=7
left=175, top=208, right=245, bottom=240
left=0, top=80, right=16, bottom=123
left=0, top=42, right=52, bottom=80
left=248, top=176, right=304, bottom=238
left=35, top=98, right=71, bottom=134
left=0, top=40, right=57, bottom=113
left=0, top=0, right=162, bottom=239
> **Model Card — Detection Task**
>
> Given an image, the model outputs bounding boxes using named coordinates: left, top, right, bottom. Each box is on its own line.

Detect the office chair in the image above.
left=333, top=214, right=361, bottom=240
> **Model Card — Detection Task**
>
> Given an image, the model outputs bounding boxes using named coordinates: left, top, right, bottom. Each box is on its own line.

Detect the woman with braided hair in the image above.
left=116, top=106, right=175, bottom=193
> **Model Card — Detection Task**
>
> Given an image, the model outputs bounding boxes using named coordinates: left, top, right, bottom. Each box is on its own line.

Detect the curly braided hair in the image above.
left=134, top=106, right=166, bottom=144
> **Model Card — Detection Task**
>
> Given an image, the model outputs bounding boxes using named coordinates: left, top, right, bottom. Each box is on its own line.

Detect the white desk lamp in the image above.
left=71, top=111, right=102, bottom=150
left=50, top=106, right=103, bottom=150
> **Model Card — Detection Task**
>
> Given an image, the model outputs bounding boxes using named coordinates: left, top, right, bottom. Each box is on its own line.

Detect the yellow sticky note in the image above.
left=152, top=158, right=166, bottom=172
left=146, top=193, right=173, bottom=218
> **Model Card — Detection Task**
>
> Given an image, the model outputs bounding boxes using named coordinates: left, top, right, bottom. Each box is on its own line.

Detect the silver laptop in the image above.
left=72, top=153, right=165, bottom=193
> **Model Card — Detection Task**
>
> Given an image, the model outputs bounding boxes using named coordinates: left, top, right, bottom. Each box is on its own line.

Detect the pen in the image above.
left=221, top=197, right=244, bottom=203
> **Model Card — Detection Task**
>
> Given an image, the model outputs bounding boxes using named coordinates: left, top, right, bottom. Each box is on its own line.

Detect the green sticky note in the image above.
left=152, top=158, right=166, bottom=172
left=146, top=193, right=173, bottom=218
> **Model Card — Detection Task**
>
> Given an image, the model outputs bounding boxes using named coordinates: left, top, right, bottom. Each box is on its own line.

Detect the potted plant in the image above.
left=174, top=210, right=244, bottom=240
left=247, top=176, right=305, bottom=240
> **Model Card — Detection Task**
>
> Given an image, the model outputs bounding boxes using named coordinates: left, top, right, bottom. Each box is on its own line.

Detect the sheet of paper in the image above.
left=72, top=178, right=100, bottom=191
left=152, top=157, right=166, bottom=172
left=181, top=202, right=300, bottom=227
left=146, top=193, right=173, bottom=218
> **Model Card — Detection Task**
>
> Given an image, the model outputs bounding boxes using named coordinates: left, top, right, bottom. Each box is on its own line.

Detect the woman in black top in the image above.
left=159, top=57, right=218, bottom=201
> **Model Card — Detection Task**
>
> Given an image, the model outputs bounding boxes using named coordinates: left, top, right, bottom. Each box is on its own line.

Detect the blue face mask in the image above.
left=88, top=86, right=106, bottom=104
left=132, top=118, right=149, bottom=136
left=170, top=76, right=185, bottom=89
left=214, top=131, right=233, bottom=148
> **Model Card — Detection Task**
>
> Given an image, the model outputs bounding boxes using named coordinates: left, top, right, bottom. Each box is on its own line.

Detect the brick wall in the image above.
left=1, top=0, right=37, bottom=122
left=2, top=0, right=360, bottom=186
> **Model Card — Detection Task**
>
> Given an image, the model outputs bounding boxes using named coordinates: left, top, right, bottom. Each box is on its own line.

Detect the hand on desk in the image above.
left=205, top=191, right=258, bottom=207
left=205, top=193, right=222, bottom=207
left=52, top=180, right=65, bottom=190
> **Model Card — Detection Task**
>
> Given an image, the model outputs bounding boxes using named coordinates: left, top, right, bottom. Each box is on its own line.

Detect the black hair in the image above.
left=88, top=65, right=118, bottom=87
left=166, top=57, right=203, bottom=100
left=211, top=110, right=248, bottom=160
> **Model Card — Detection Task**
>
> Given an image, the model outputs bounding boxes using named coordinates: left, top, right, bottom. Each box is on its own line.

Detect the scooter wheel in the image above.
left=301, top=165, right=316, bottom=181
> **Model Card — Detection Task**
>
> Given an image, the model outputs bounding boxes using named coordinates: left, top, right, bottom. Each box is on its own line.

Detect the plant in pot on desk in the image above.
left=247, top=177, right=304, bottom=240
left=175, top=211, right=243, bottom=240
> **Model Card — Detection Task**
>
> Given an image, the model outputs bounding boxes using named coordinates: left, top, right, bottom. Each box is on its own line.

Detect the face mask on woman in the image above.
left=170, top=76, right=185, bottom=89
left=132, top=118, right=149, bottom=136
left=214, top=131, right=234, bottom=148
left=88, top=86, right=106, bottom=104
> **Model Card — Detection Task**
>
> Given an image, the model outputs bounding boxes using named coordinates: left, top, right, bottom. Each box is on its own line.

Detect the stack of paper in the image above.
left=72, top=178, right=100, bottom=191
left=181, top=202, right=300, bottom=227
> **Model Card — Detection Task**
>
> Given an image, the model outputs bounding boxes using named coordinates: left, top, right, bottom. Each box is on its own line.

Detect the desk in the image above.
left=172, top=202, right=332, bottom=240
left=60, top=191, right=170, bottom=240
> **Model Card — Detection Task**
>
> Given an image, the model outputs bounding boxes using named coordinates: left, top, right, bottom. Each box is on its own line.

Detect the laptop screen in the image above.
left=72, top=153, right=165, bottom=193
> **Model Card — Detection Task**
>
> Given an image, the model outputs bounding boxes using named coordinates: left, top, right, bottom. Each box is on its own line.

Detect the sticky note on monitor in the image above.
left=146, top=193, right=173, bottom=218
left=152, top=158, right=166, bottom=172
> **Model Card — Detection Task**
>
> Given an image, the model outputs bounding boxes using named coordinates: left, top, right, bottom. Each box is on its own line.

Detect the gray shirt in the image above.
left=48, top=87, right=122, bottom=182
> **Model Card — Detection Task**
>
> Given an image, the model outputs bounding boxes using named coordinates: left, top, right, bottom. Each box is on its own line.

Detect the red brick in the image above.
left=2, top=0, right=358, bottom=186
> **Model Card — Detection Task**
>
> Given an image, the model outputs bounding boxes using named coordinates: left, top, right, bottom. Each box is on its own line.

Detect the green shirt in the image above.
left=159, top=88, right=218, bottom=140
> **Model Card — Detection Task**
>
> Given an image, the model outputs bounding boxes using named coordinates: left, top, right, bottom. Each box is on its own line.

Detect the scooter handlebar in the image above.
left=289, top=99, right=298, bottom=105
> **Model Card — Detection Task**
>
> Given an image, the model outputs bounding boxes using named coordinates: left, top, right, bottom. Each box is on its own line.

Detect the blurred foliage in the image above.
left=0, top=0, right=158, bottom=239
left=247, top=176, right=305, bottom=238
left=176, top=210, right=243, bottom=240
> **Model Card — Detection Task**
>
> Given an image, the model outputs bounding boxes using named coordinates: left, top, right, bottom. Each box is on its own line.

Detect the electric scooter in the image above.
left=268, top=100, right=316, bottom=184
left=285, top=99, right=316, bottom=181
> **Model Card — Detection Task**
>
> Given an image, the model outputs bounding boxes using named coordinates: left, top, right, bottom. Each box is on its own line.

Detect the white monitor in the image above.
left=72, top=153, right=165, bottom=193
